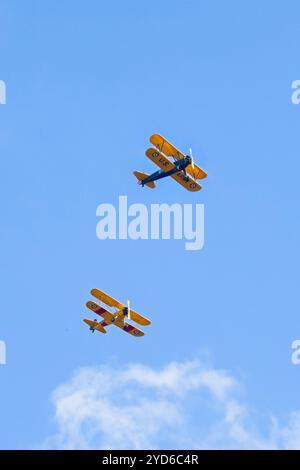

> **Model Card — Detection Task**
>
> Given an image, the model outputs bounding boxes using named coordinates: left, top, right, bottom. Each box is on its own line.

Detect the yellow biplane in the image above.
left=133, top=134, right=207, bottom=192
left=83, top=288, right=151, bottom=337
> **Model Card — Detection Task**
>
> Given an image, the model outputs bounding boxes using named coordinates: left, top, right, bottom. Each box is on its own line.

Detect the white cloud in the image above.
left=276, top=411, right=300, bottom=449
left=43, top=360, right=300, bottom=450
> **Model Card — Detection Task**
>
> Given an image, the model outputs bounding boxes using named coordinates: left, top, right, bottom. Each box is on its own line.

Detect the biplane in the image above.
left=83, top=288, right=151, bottom=337
left=133, top=134, right=207, bottom=192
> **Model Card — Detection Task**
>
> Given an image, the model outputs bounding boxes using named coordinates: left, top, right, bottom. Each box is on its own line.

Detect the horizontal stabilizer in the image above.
left=133, top=171, right=156, bottom=189
left=83, top=319, right=107, bottom=333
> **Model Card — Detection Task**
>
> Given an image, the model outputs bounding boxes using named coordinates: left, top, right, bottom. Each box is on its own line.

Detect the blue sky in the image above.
left=1, top=0, right=300, bottom=449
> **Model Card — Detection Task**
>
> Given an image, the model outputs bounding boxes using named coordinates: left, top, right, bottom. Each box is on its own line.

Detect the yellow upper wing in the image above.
left=145, top=147, right=175, bottom=172
left=185, top=162, right=207, bottom=180
left=112, top=307, right=151, bottom=326
left=128, top=309, right=151, bottom=326
left=150, top=134, right=207, bottom=180
left=91, top=289, right=151, bottom=326
left=91, top=288, right=124, bottom=309
left=150, top=134, right=183, bottom=160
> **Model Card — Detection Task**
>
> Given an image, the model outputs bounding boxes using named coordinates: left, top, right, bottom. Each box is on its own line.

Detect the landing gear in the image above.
left=182, top=170, right=190, bottom=182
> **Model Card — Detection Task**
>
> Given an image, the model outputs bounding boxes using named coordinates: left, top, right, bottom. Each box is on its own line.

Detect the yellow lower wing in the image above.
left=145, top=147, right=175, bottom=171
left=86, top=301, right=147, bottom=336
left=150, top=134, right=207, bottom=180
left=171, top=172, right=202, bottom=192
left=86, top=300, right=114, bottom=324
left=146, top=146, right=201, bottom=192
left=115, top=321, right=144, bottom=337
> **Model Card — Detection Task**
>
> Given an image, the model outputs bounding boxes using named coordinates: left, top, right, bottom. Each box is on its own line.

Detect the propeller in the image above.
left=189, top=148, right=196, bottom=178
left=127, top=299, right=131, bottom=320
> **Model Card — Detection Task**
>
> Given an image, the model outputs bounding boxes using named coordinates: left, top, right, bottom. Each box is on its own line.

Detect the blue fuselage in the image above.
left=142, top=156, right=192, bottom=186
